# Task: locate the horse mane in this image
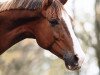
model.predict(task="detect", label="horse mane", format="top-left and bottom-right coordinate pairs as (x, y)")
top-left (0, 0), bottom-right (63, 15)
top-left (0, 0), bottom-right (64, 19)
top-left (0, 0), bottom-right (42, 11)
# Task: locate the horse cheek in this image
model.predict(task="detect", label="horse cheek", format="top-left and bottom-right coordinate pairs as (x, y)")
top-left (35, 29), bottom-right (54, 49)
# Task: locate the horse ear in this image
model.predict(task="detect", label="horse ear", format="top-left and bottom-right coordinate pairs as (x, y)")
top-left (59, 0), bottom-right (68, 5)
top-left (42, 0), bottom-right (53, 10)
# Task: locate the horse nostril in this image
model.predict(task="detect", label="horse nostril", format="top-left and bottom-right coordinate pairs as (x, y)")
top-left (74, 55), bottom-right (79, 62)
top-left (73, 55), bottom-right (79, 66)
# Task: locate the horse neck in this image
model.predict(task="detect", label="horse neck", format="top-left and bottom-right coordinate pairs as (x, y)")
top-left (0, 9), bottom-right (41, 54)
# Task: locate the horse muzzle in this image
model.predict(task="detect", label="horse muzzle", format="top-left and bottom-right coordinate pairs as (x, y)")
top-left (63, 53), bottom-right (81, 70)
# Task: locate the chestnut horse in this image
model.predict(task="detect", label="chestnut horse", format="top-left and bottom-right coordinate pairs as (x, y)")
top-left (0, 0), bottom-right (85, 70)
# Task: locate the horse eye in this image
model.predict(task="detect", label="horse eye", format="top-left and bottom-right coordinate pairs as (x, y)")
top-left (49, 19), bottom-right (59, 26)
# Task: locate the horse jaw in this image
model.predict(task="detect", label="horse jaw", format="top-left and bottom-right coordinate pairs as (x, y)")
top-left (62, 5), bottom-right (85, 68)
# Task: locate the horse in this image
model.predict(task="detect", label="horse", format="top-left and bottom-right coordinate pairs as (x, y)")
top-left (0, 0), bottom-right (85, 70)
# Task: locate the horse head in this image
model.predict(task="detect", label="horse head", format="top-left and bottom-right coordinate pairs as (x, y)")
top-left (33, 0), bottom-right (85, 70)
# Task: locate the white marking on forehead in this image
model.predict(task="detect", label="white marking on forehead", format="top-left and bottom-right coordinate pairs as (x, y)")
top-left (62, 5), bottom-right (85, 66)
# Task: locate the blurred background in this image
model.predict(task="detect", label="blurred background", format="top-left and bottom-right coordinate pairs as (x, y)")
top-left (0, 0), bottom-right (100, 75)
